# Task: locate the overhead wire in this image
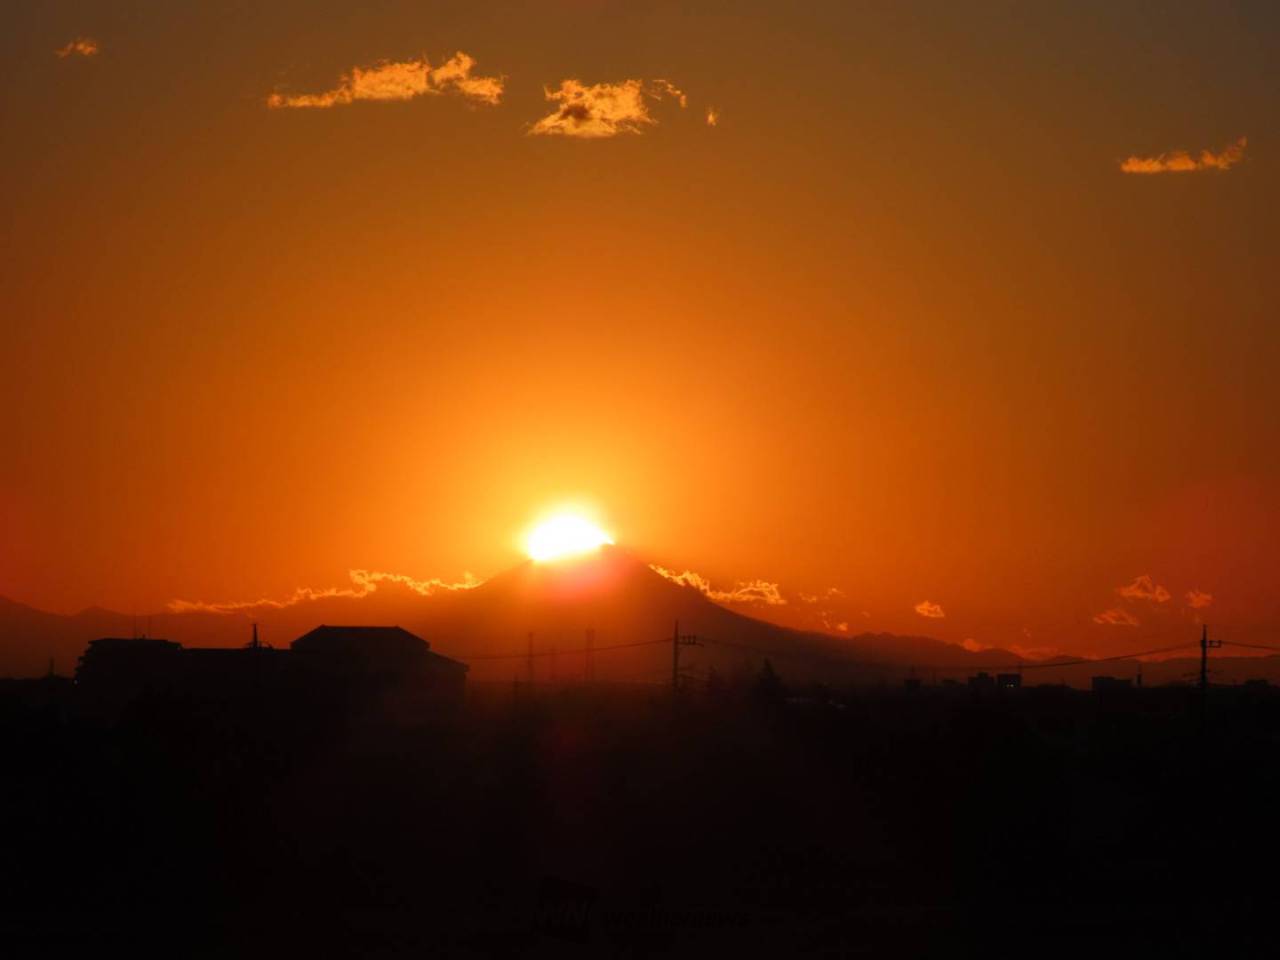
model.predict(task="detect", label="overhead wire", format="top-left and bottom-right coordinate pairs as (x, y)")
top-left (447, 637), bottom-right (667, 661)
top-left (448, 633), bottom-right (1205, 676)
top-left (699, 636), bottom-right (1200, 674)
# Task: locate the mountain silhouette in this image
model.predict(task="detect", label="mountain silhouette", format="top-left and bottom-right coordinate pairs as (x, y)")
top-left (417, 546), bottom-right (1010, 682)
top-left (0, 546), bottom-right (1030, 681)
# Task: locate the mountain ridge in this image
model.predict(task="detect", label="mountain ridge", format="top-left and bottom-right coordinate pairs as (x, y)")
top-left (0, 546), bottom-right (1022, 680)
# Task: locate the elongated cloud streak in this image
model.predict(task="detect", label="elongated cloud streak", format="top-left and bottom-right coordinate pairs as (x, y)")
top-left (530, 78), bottom-right (686, 138)
top-left (799, 587), bottom-right (843, 604)
top-left (1120, 137), bottom-right (1247, 174)
top-left (1093, 608), bottom-right (1140, 627)
top-left (1116, 574), bottom-right (1170, 603)
top-left (914, 600), bottom-right (945, 619)
top-left (167, 569), bottom-right (481, 614)
top-left (650, 565), bottom-right (786, 606)
top-left (267, 52), bottom-right (502, 109)
top-left (56, 38), bottom-right (99, 58)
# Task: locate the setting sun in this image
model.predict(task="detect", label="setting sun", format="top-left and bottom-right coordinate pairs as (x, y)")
top-left (525, 512), bottom-right (614, 562)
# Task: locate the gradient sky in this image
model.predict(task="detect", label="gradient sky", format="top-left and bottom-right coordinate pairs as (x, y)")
top-left (2, 1), bottom-right (1277, 657)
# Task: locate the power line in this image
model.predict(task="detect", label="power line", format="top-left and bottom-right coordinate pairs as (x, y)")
top-left (699, 636), bottom-right (1200, 675)
top-left (1221, 640), bottom-right (1280, 654)
top-left (451, 633), bottom-right (1208, 677)
top-left (453, 638), bottom-right (667, 661)
top-left (1014, 643), bottom-right (1198, 672)
top-left (702, 636), bottom-right (897, 671)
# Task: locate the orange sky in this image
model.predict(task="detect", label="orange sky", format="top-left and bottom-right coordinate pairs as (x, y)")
top-left (2, 1), bottom-right (1277, 657)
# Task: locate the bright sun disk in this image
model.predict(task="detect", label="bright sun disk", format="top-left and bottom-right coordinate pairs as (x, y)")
top-left (525, 513), bottom-right (614, 562)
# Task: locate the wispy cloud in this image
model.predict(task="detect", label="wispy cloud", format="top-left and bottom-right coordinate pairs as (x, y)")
top-left (1186, 589), bottom-right (1213, 609)
top-left (267, 52), bottom-right (503, 109)
top-left (650, 565), bottom-right (786, 606)
top-left (705, 107), bottom-right (719, 127)
top-left (914, 600), bottom-right (945, 619)
top-left (652, 79), bottom-right (687, 108)
top-left (1093, 608), bottom-right (1140, 627)
top-left (56, 38), bottom-right (99, 59)
top-left (529, 78), bottom-right (686, 138)
top-left (796, 588), bottom-right (849, 634)
top-left (815, 609), bottom-right (849, 634)
top-left (1120, 137), bottom-right (1247, 174)
top-left (430, 54), bottom-right (503, 104)
top-left (167, 569), bottom-right (481, 614)
top-left (1116, 574), bottom-right (1171, 603)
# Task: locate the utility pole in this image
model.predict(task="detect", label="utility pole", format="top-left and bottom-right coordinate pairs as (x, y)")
top-left (671, 620), bottom-right (700, 696)
top-left (1199, 624), bottom-right (1220, 704)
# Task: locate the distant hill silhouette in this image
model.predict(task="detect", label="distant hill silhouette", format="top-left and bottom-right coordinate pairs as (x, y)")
top-left (4, 546), bottom-right (1276, 684)
top-left (1, 548), bottom-right (1014, 681)
top-left (0, 595), bottom-right (139, 677)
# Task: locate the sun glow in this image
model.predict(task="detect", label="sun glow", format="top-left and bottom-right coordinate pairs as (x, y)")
top-left (525, 512), bottom-right (614, 562)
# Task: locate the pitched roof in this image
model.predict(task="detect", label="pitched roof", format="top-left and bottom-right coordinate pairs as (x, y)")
top-left (291, 625), bottom-right (468, 673)
top-left (291, 625), bottom-right (428, 655)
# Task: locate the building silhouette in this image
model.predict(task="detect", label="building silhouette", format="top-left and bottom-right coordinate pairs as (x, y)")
top-left (75, 625), bottom-right (467, 715)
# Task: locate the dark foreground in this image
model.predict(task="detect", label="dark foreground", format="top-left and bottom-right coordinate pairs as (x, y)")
top-left (2, 676), bottom-right (1277, 957)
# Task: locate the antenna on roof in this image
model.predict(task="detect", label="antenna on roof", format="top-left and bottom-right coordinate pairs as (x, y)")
top-left (250, 623), bottom-right (260, 651)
